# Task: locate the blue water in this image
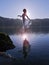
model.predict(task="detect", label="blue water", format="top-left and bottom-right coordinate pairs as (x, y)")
top-left (0, 33), bottom-right (49, 65)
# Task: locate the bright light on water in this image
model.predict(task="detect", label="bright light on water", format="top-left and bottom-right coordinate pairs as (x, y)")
top-left (22, 34), bottom-right (28, 40)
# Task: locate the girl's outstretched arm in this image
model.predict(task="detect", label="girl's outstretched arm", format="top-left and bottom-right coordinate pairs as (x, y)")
top-left (17, 15), bottom-right (22, 17)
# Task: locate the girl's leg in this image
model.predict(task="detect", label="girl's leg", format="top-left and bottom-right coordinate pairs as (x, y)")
top-left (23, 22), bottom-right (26, 32)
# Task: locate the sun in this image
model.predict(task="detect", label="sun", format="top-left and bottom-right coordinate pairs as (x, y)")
top-left (26, 8), bottom-right (32, 19)
top-left (27, 11), bottom-right (30, 18)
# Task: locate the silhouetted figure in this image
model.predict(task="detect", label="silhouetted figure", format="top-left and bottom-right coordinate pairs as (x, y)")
top-left (18, 9), bottom-right (30, 32)
top-left (23, 39), bottom-right (30, 58)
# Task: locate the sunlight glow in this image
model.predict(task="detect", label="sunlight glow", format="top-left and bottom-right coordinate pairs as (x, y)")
top-left (27, 11), bottom-right (30, 18)
top-left (22, 34), bottom-right (28, 40)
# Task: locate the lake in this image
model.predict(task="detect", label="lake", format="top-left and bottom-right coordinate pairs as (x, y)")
top-left (0, 33), bottom-right (49, 65)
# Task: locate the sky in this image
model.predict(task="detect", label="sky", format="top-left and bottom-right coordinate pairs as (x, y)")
top-left (0, 0), bottom-right (49, 19)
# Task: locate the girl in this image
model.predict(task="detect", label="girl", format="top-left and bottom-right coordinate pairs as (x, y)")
top-left (18, 9), bottom-right (30, 30)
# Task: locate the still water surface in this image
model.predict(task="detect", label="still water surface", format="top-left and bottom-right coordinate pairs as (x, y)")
top-left (0, 33), bottom-right (49, 65)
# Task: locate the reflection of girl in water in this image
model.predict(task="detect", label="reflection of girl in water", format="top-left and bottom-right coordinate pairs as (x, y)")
top-left (23, 39), bottom-right (30, 58)
top-left (18, 9), bottom-right (30, 29)
top-left (23, 38), bottom-right (30, 48)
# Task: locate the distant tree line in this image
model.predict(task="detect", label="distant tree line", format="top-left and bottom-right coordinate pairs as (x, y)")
top-left (0, 16), bottom-right (49, 33)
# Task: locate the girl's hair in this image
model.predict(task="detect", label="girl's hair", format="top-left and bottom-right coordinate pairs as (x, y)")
top-left (23, 9), bottom-right (27, 13)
